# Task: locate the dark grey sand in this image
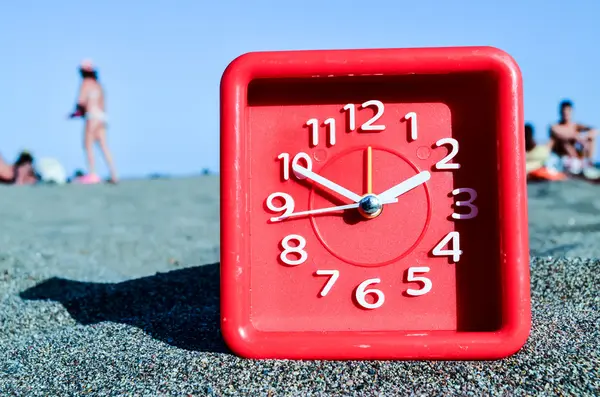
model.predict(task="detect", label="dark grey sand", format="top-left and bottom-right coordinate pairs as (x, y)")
top-left (1, 177), bottom-right (598, 396)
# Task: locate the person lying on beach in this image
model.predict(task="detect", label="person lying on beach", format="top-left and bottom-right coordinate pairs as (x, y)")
top-left (549, 100), bottom-right (600, 179)
top-left (13, 151), bottom-right (39, 185)
top-left (0, 151), bottom-right (39, 185)
top-left (524, 123), bottom-right (566, 181)
top-left (0, 153), bottom-right (14, 184)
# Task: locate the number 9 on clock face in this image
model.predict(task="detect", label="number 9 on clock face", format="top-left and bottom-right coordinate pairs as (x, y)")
top-left (220, 47), bottom-right (531, 361)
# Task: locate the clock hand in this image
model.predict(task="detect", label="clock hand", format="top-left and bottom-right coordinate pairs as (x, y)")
top-left (366, 146), bottom-right (373, 194)
top-left (377, 170), bottom-right (431, 202)
top-left (292, 164), bottom-right (363, 203)
top-left (270, 197), bottom-right (399, 222)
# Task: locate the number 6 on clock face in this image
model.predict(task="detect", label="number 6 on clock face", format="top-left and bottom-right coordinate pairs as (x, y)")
top-left (355, 278), bottom-right (385, 309)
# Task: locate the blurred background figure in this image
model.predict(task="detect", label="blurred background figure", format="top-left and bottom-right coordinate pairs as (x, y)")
top-left (0, 153), bottom-right (14, 183)
top-left (549, 100), bottom-right (599, 179)
top-left (525, 123), bottom-right (566, 181)
top-left (68, 59), bottom-right (118, 184)
top-left (0, 151), bottom-right (38, 185)
top-left (12, 151), bottom-right (39, 185)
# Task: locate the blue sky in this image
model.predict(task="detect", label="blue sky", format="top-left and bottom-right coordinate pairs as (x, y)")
top-left (1, 0), bottom-right (599, 178)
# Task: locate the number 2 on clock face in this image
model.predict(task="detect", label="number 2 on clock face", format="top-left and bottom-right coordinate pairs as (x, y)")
top-left (261, 99), bottom-right (478, 325)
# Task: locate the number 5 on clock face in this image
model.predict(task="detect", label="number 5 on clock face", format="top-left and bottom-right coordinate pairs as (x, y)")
top-left (221, 47), bottom-right (531, 361)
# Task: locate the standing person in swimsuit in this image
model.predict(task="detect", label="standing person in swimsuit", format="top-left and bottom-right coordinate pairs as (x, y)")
top-left (68, 59), bottom-right (118, 184)
top-left (549, 99), bottom-right (599, 177)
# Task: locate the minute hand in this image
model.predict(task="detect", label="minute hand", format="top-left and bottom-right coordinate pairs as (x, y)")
top-left (292, 164), bottom-right (363, 203)
top-left (377, 171), bottom-right (431, 202)
top-left (271, 197), bottom-right (399, 222)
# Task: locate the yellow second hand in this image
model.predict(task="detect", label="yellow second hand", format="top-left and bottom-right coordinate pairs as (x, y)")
top-left (366, 146), bottom-right (373, 194)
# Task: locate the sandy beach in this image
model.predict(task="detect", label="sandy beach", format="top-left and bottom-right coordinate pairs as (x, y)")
top-left (1, 176), bottom-right (598, 396)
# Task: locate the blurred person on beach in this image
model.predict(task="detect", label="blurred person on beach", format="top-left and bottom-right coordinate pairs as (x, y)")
top-left (68, 59), bottom-right (118, 184)
top-left (525, 123), bottom-right (566, 181)
top-left (549, 100), bottom-right (600, 179)
top-left (0, 153), bottom-right (14, 183)
top-left (0, 151), bottom-right (39, 185)
top-left (13, 151), bottom-right (39, 185)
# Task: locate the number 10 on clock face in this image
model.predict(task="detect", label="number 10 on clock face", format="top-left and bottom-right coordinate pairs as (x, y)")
top-left (220, 48), bottom-right (531, 361)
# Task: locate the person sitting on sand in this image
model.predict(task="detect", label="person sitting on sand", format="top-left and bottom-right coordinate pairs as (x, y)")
top-left (550, 100), bottom-right (599, 178)
top-left (525, 123), bottom-right (566, 181)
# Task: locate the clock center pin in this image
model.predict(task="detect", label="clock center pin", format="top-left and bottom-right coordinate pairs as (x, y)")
top-left (358, 194), bottom-right (383, 219)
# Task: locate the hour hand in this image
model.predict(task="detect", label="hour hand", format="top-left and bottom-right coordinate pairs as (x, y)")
top-left (377, 171), bottom-right (431, 202)
top-left (292, 164), bottom-right (363, 203)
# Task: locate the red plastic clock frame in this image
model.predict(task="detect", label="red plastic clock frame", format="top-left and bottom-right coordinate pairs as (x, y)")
top-left (220, 46), bottom-right (531, 360)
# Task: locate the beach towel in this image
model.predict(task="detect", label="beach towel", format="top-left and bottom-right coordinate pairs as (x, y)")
top-left (37, 157), bottom-right (67, 185)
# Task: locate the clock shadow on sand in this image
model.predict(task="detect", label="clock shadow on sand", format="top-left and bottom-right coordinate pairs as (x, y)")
top-left (19, 263), bottom-right (227, 353)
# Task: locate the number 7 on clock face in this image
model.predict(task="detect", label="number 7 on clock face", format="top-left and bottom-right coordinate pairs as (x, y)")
top-left (220, 47), bottom-right (531, 361)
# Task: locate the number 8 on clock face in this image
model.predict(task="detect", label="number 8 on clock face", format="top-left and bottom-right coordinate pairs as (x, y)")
top-left (220, 47), bottom-right (531, 360)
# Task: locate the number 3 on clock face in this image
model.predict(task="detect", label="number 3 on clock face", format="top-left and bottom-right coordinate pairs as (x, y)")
top-left (220, 47), bottom-right (531, 361)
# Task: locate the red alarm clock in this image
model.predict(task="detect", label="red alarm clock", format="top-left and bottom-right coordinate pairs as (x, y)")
top-left (220, 46), bottom-right (531, 360)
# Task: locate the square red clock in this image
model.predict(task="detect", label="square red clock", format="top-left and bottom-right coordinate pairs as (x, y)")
top-left (220, 46), bottom-right (531, 360)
